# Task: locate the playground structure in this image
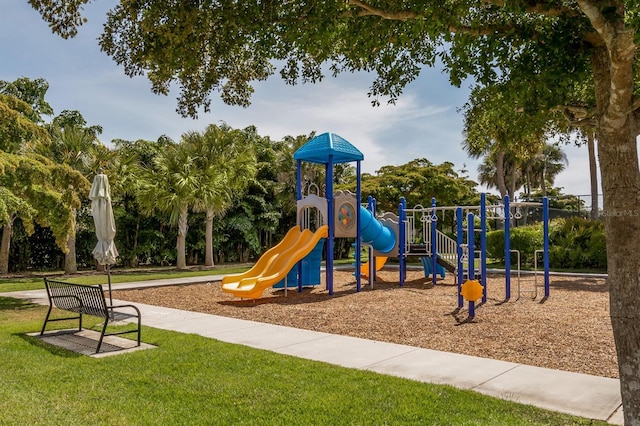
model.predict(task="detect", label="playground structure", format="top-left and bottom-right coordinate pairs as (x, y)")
top-left (400, 194), bottom-right (551, 310)
top-left (222, 132), bottom-right (551, 307)
top-left (222, 132), bottom-right (366, 298)
top-left (341, 191), bottom-right (550, 308)
top-left (220, 225), bottom-right (328, 298)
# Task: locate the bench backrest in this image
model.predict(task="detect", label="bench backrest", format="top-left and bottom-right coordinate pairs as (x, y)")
top-left (44, 278), bottom-right (109, 319)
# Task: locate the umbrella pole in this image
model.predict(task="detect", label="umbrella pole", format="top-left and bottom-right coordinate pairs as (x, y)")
top-left (107, 264), bottom-right (113, 306)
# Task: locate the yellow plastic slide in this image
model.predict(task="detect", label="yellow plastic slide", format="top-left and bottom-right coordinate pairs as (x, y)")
top-left (360, 256), bottom-right (388, 278)
top-left (221, 226), bottom-right (301, 286)
top-left (221, 225), bottom-right (329, 299)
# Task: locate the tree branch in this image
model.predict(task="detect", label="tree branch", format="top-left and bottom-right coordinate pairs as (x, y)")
top-left (347, 0), bottom-right (418, 20)
top-left (347, 0), bottom-right (580, 21)
top-left (482, 0), bottom-right (580, 18)
top-left (577, 0), bottom-right (635, 127)
top-left (557, 105), bottom-right (597, 127)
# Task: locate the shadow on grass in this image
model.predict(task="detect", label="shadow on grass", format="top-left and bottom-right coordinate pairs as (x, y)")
top-left (16, 332), bottom-right (83, 358)
top-left (0, 296), bottom-right (39, 311)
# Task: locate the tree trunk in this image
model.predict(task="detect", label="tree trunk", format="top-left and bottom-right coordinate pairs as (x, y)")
top-left (205, 208), bottom-right (214, 267)
top-left (592, 40), bottom-right (640, 425)
top-left (0, 221), bottom-right (13, 275)
top-left (495, 149), bottom-right (508, 198)
top-left (598, 126), bottom-right (640, 426)
top-left (587, 133), bottom-right (600, 220)
top-left (64, 209), bottom-right (77, 274)
top-left (176, 206), bottom-right (188, 269)
top-left (132, 217), bottom-right (140, 267)
top-left (509, 165), bottom-right (517, 200)
top-left (64, 234), bottom-right (77, 274)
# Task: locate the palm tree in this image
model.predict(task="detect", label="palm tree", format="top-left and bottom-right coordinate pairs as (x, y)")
top-left (32, 111), bottom-right (99, 273)
top-left (476, 149), bottom-right (525, 200)
top-left (462, 83), bottom-right (567, 201)
top-left (109, 138), bottom-right (171, 267)
top-left (137, 124), bottom-right (258, 270)
top-left (274, 133), bottom-right (322, 217)
top-left (523, 143), bottom-right (568, 196)
top-left (137, 141), bottom-right (197, 269)
top-left (182, 123), bottom-right (258, 267)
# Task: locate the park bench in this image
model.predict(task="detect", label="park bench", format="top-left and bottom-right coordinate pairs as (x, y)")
top-left (40, 278), bottom-right (141, 353)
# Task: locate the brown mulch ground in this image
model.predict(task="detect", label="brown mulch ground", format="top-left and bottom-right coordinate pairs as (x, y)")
top-left (114, 269), bottom-right (617, 378)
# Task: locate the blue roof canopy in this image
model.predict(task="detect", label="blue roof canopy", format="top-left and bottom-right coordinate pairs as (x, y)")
top-left (293, 132), bottom-right (364, 164)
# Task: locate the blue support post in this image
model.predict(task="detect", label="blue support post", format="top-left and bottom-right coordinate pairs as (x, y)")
top-left (543, 196), bottom-right (550, 298)
top-left (367, 196), bottom-right (375, 284)
top-left (355, 161), bottom-right (362, 292)
top-left (296, 160), bottom-right (302, 204)
top-left (431, 197), bottom-right (437, 287)
top-left (456, 207), bottom-right (464, 308)
top-left (399, 198), bottom-right (406, 286)
top-left (326, 157), bottom-right (334, 295)
top-left (296, 160), bottom-right (303, 292)
top-left (504, 195), bottom-right (511, 300)
top-left (467, 212), bottom-right (476, 317)
top-left (480, 193), bottom-right (487, 303)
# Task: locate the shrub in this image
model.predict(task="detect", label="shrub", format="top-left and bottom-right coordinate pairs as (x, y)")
top-left (486, 224), bottom-right (543, 266)
top-left (486, 230), bottom-right (505, 261)
top-left (547, 217), bottom-right (606, 270)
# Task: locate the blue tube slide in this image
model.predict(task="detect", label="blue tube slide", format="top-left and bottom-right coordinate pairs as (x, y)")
top-left (359, 206), bottom-right (396, 254)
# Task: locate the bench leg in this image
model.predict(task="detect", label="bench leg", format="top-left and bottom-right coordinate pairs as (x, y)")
top-left (136, 314), bottom-right (141, 347)
top-left (95, 320), bottom-right (109, 354)
top-left (40, 305), bottom-right (54, 336)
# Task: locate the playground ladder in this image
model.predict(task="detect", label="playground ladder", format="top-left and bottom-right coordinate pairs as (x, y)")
top-left (405, 212), bottom-right (458, 270)
top-left (513, 249), bottom-right (536, 300)
top-left (435, 229), bottom-right (458, 268)
top-left (413, 221), bottom-right (457, 269)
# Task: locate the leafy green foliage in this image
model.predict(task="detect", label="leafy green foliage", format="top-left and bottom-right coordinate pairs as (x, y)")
top-left (0, 77), bottom-right (53, 121)
top-left (27, 0), bottom-right (90, 39)
top-left (0, 151), bottom-right (88, 251)
top-left (549, 218), bottom-right (607, 270)
top-left (357, 158), bottom-right (478, 214)
top-left (486, 225), bottom-right (543, 266)
top-left (487, 218), bottom-right (607, 270)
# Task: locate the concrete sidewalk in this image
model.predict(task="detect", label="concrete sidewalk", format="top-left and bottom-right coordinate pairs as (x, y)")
top-left (5, 282), bottom-right (623, 425)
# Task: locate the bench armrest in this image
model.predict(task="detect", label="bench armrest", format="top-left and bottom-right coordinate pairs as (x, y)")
top-left (106, 304), bottom-right (141, 317)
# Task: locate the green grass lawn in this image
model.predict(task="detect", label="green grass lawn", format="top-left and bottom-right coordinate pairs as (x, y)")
top-left (1, 297), bottom-right (606, 425)
top-left (0, 265), bottom-right (250, 293)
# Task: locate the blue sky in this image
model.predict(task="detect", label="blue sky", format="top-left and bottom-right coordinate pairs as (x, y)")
top-left (1, 2), bottom-right (599, 202)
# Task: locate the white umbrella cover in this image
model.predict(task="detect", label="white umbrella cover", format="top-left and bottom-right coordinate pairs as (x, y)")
top-left (89, 172), bottom-right (118, 305)
top-left (89, 173), bottom-right (119, 265)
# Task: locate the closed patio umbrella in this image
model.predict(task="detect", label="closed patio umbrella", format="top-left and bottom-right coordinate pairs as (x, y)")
top-left (89, 171), bottom-right (118, 304)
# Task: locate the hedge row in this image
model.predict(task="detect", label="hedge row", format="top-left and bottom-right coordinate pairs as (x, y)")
top-left (485, 217), bottom-right (606, 270)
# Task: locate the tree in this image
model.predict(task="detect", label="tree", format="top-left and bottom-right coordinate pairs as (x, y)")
top-left (33, 110), bottom-right (100, 273)
top-left (359, 158), bottom-right (478, 222)
top-left (181, 123), bottom-right (257, 267)
top-left (0, 77), bottom-right (53, 273)
top-left (524, 143), bottom-right (569, 197)
top-left (110, 138), bottom-right (173, 267)
top-left (462, 83), bottom-right (566, 199)
top-left (136, 140), bottom-right (195, 269)
top-left (32, 2), bottom-right (640, 421)
top-left (476, 150), bottom-right (523, 200)
top-left (0, 151), bottom-right (89, 273)
top-left (0, 77), bottom-right (53, 121)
